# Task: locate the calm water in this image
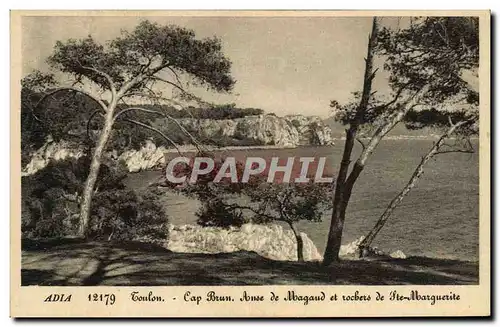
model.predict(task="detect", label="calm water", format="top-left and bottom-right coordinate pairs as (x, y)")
top-left (127, 139), bottom-right (479, 261)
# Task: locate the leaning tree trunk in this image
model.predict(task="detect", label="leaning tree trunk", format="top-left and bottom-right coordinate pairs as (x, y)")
top-left (322, 130), bottom-right (355, 265)
top-left (358, 120), bottom-right (468, 256)
top-left (288, 222), bottom-right (304, 262)
top-left (78, 105), bottom-right (116, 237)
top-left (322, 17), bottom-right (379, 266)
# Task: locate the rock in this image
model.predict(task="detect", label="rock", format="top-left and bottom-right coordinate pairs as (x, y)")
top-left (22, 139), bottom-right (167, 176)
top-left (22, 114), bottom-right (335, 175)
top-left (234, 115), bottom-right (299, 147)
top-left (337, 236), bottom-right (408, 260)
top-left (175, 118), bottom-right (238, 140)
top-left (166, 223), bottom-right (323, 262)
top-left (390, 250), bottom-right (407, 259)
top-left (22, 140), bottom-right (85, 176)
top-left (169, 114), bottom-right (334, 147)
top-left (118, 140), bottom-right (167, 173)
top-left (284, 115), bottom-right (334, 146)
top-left (176, 115), bottom-right (300, 147)
top-left (338, 236), bottom-right (365, 257)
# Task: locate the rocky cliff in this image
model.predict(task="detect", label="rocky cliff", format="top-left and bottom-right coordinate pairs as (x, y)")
top-left (284, 115), bottom-right (333, 146)
top-left (165, 114), bottom-right (334, 147)
top-left (22, 114), bottom-right (335, 175)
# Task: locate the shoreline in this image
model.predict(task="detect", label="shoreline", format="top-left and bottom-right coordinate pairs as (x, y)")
top-left (162, 136), bottom-right (480, 153)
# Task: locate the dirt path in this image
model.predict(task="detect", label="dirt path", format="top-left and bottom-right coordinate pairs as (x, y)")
top-left (21, 239), bottom-right (479, 286)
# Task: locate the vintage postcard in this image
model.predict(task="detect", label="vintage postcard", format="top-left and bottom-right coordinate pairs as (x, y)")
top-left (11, 10), bottom-right (491, 317)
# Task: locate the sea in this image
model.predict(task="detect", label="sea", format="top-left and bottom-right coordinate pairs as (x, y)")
top-left (126, 139), bottom-right (480, 262)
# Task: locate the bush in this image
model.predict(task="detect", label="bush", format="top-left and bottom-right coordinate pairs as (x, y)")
top-left (21, 156), bottom-right (91, 238)
top-left (89, 189), bottom-right (168, 244)
top-left (22, 186), bottom-right (80, 238)
top-left (21, 156), bottom-right (169, 243)
top-left (196, 199), bottom-right (246, 228)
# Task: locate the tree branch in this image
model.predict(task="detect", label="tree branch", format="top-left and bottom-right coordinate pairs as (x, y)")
top-left (150, 75), bottom-right (187, 95)
top-left (344, 86), bottom-right (429, 190)
top-left (78, 62), bottom-right (117, 97)
top-left (369, 82), bottom-right (410, 113)
top-left (165, 66), bottom-right (183, 87)
top-left (448, 115), bottom-right (454, 127)
top-left (434, 149), bottom-right (475, 155)
top-left (86, 110), bottom-right (104, 142)
top-left (117, 73), bottom-right (146, 99)
top-left (35, 87), bottom-right (108, 112)
top-left (157, 114), bottom-right (204, 152)
top-left (113, 106), bottom-right (204, 152)
top-left (113, 106), bottom-right (164, 121)
top-left (356, 137), bottom-right (367, 151)
top-left (226, 203), bottom-right (281, 222)
top-left (369, 68), bottom-right (379, 81)
top-left (147, 61), bottom-right (171, 76)
top-left (122, 118), bottom-right (182, 155)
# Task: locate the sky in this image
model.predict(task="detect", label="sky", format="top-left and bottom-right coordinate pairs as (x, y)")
top-left (22, 15), bottom-right (401, 118)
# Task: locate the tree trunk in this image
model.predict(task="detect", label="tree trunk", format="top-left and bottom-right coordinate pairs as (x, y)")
top-left (288, 222), bottom-right (304, 262)
top-left (78, 105), bottom-right (115, 237)
top-left (358, 120), bottom-right (467, 256)
top-left (322, 18), bottom-right (379, 266)
top-left (322, 84), bottom-right (429, 264)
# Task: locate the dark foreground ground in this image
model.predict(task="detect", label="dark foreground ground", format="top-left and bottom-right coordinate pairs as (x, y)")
top-left (21, 238), bottom-right (479, 286)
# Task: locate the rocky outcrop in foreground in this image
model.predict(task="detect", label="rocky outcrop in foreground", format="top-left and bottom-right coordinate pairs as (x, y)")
top-left (166, 223), bottom-right (323, 262)
top-left (338, 236), bottom-right (407, 259)
top-left (164, 224), bottom-right (407, 262)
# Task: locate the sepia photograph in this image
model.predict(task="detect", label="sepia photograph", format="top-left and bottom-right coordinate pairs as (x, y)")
top-left (11, 10), bottom-right (490, 317)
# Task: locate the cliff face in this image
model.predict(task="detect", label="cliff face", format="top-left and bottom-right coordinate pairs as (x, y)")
top-left (22, 114), bottom-right (334, 175)
top-left (173, 114), bottom-right (334, 147)
top-left (284, 115), bottom-right (333, 146)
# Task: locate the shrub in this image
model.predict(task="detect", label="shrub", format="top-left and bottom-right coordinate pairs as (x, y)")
top-left (21, 156), bottom-right (169, 243)
top-left (22, 186), bottom-right (80, 238)
top-left (89, 189), bottom-right (169, 244)
top-left (196, 198), bottom-right (247, 228)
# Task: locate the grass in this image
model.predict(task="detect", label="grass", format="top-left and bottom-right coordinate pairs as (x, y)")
top-left (22, 238), bottom-right (478, 286)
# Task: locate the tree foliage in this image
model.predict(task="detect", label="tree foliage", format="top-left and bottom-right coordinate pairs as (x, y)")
top-left (331, 17), bottom-right (479, 134)
top-left (377, 17), bottom-right (478, 104)
top-left (159, 155), bottom-right (333, 261)
top-left (47, 21), bottom-right (235, 93)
